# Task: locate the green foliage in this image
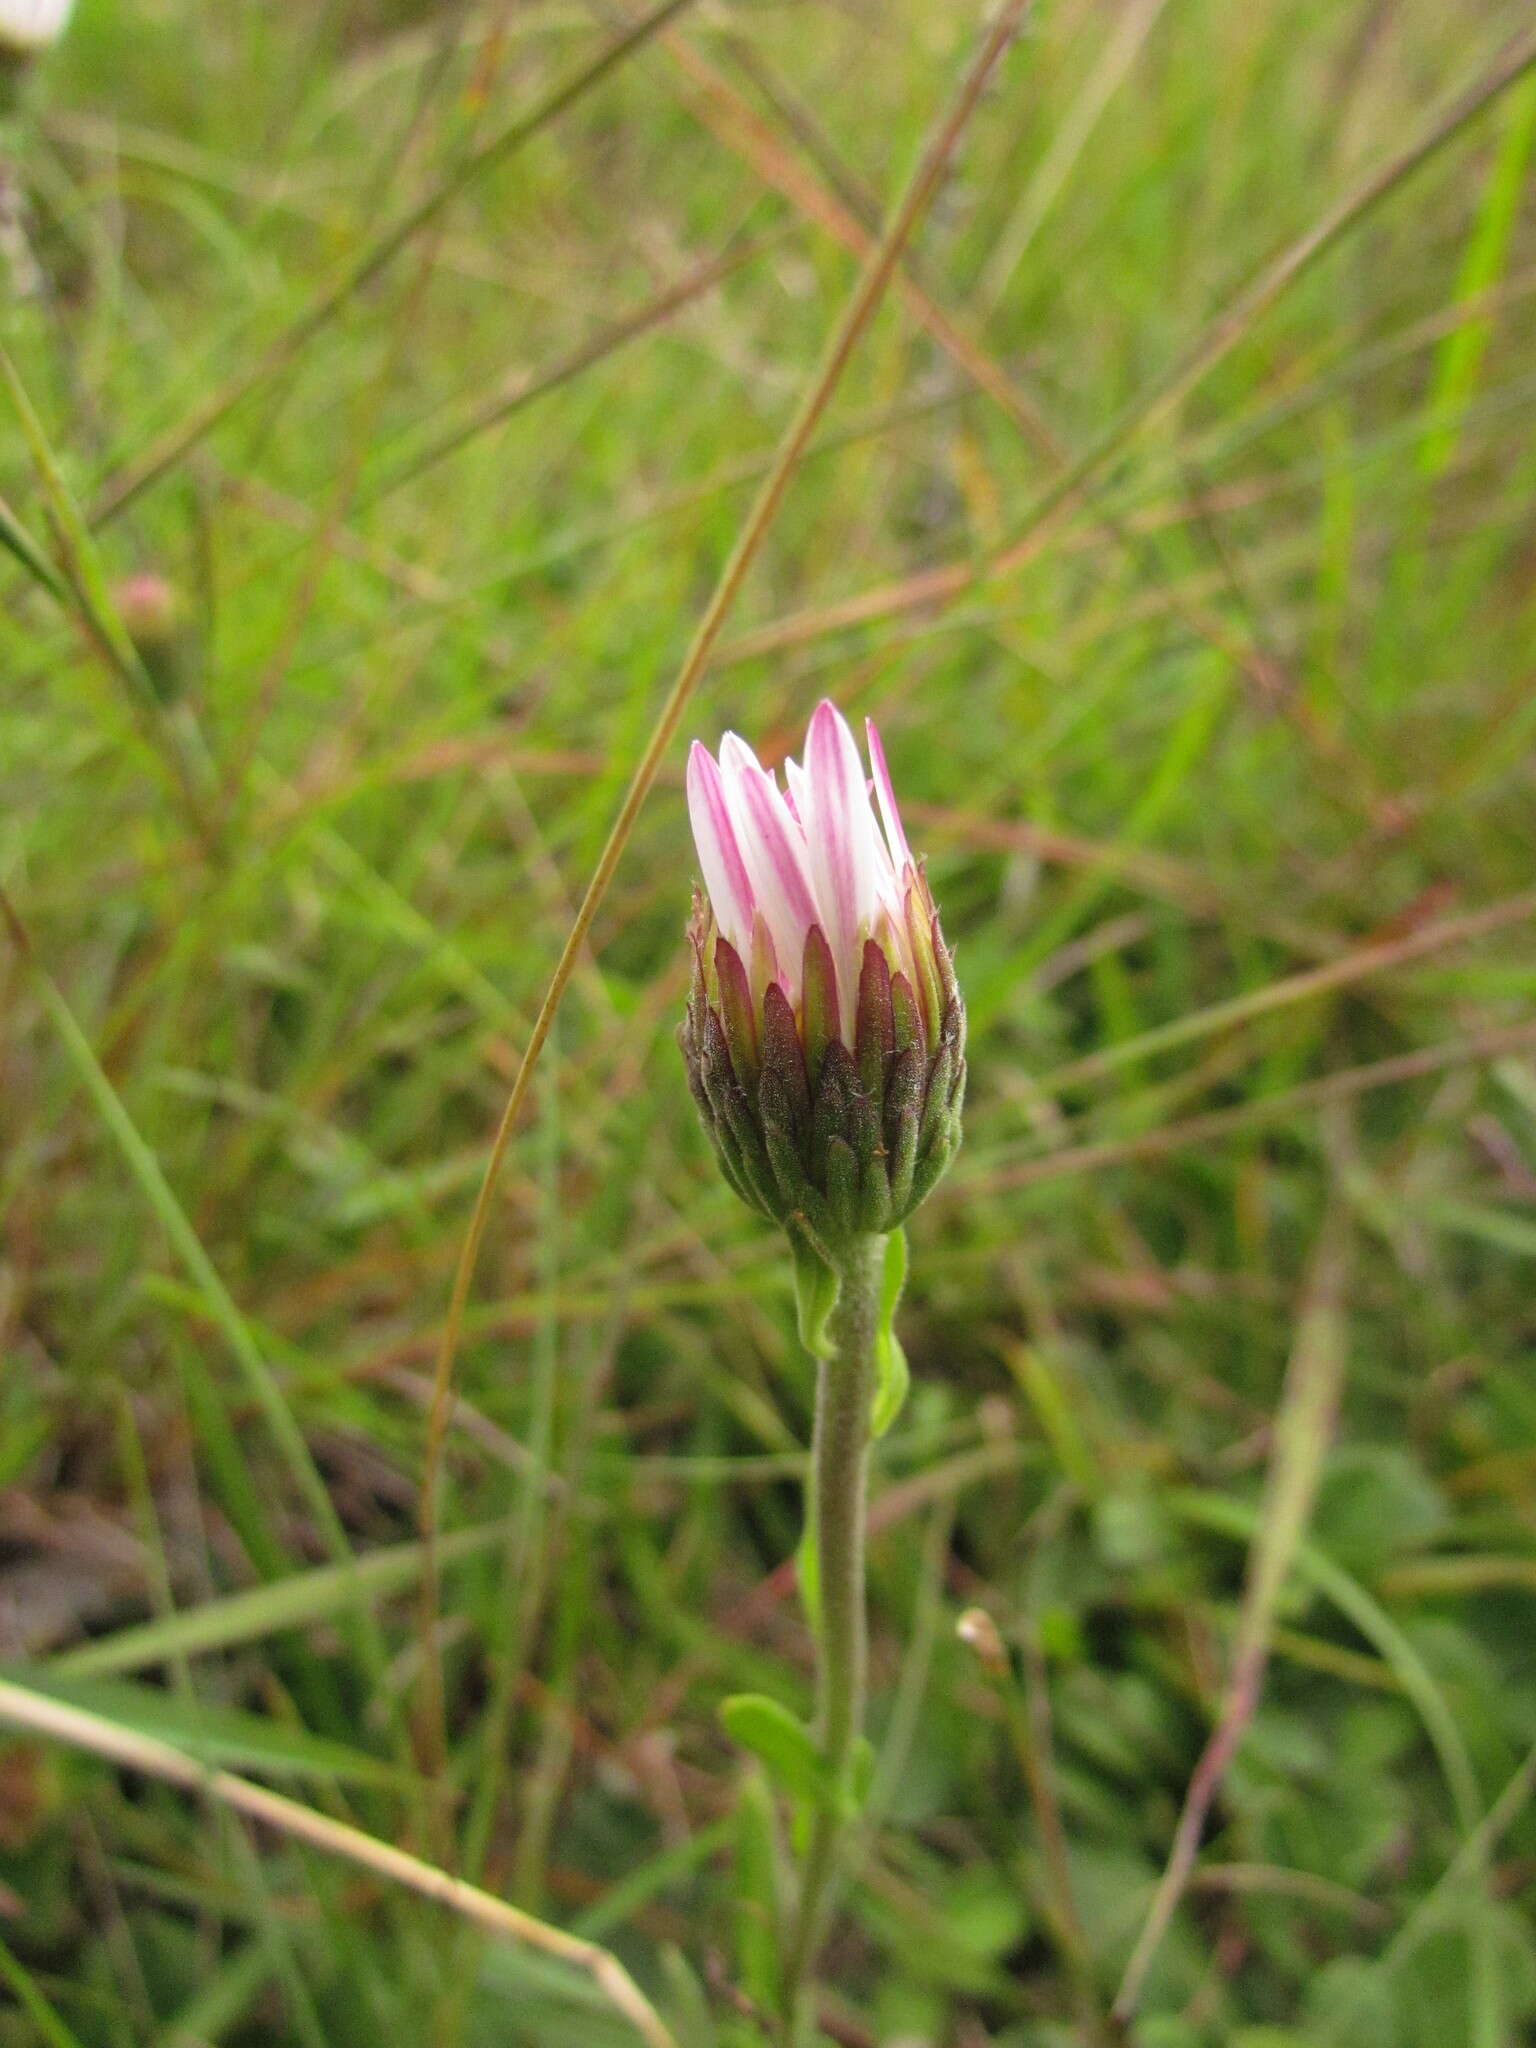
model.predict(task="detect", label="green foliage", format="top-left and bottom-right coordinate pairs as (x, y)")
top-left (2, 0), bottom-right (1536, 2042)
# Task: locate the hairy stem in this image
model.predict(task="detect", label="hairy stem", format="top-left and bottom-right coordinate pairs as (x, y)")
top-left (784, 1231), bottom-right (884, 2039)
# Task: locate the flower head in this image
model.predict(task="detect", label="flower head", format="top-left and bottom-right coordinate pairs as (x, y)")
top-left (0, 0), bottom-right (74, 56)
top-left (113, 571), bottom-right (189, 702)
top-left (681, 701), bottom-right (964, 1248)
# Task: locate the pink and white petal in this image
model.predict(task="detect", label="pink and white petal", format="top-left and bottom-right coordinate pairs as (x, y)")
top-left (686, 741), bottom-right (755, 951)
top-left (803, 702), bottom-right (882, 1010)
top-left (720, 733), bottom-right (820, 988)
top-left (874, 900), bottom-right (916, 991)
top-left (782, 756), bottom-right (810, 830)
top-left (868, 804), bottom-right (903, 917)
top-left (749, 910), bottom-right (781, 1004)
top-left (865, 717), bottom-right (913, 874)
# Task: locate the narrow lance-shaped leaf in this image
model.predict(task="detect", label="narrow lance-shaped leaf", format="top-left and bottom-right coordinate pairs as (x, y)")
top-left (714, 935), bottom-right (760, 1085)
top-left (801, 922), bottom-right (840, 1088)
top-left (855, 938), bottom-right (895, 1099)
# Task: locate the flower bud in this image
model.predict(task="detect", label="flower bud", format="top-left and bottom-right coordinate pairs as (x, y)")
top-left (0, 0), bottom-right (73, 64)
top-left (113, 571), bottom-right (189, 701)
top-left (680, 701), bottom-right (964, 1255)
top-left (956, 1606), bottom-right (1009, 1677)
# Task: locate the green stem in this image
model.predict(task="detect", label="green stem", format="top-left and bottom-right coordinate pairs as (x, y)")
top-left (784, 1232), bottom-right (885, 2041)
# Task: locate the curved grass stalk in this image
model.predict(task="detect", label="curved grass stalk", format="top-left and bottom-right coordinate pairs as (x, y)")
top-left (0, 1677), bottom-right (677, 2048)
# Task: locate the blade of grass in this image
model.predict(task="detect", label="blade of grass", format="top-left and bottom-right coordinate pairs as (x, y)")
top-left (0, 487), bottom-right (66, 600)
top-left (361, 218), bottom-right (786, 503)
top-left (51, 1519), bottom-right (507, 1680)
top-left (2, 1668), bottom-right (408, 1786)
top-left (214, 12), bottom-right (561, 827)
top-left (161, 1941), bottom-right (272, 2048)
top-left (1417, 74), bottom-right (1536, 482)
top-left (1167, 1489), bottom-right (1501, 2046)
top-left (0, 1936), bottom-right (86, 2048)
top-left (709, 22), bottom-right (1536, 678)
top-left (966, 1019), bottom-right (1536, 1196)
top-left (0, 1677), bottom-right (678, 2048)
top-left (657, 19), bottom-right (1064, 462)
top-left (976, 0), bottom-right (1171, 312)
top-left (998, 22), bottom-right (1536, 556)
top-left (1313, 1744), bottom-right (1536, 2046)
top-left (1037, 887), bottom-right (1536, 1094)
top-left (659, 17), bottom-right (1323, 743)
top-left (0, 346), bottom-right (214, 843)
top-left (1114, 1221), bottom-right (1349, 2021)
top-left (0, 887), bottom-right (342, 1565)
top-left (979, 659), bottom-right (1230, 1008)
top-left (566, 1818), bottom-right (735, 1944)
top-left (427, 1045), bottom-right (571, 2040)
top-left (962, 1561), bottom-right (1119, 2046)
top-left (90, 0), bottom-right (703, 524)
top-left (458, 1041), bottom-right (565, 1876)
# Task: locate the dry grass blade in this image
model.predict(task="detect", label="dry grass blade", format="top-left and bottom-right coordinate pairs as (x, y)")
top-left (1113, 1220), bottom-right (1350, 2022)
top-left (712, 22), bottom-right (1536, 674)
top-left (0, 888), bottom-right (343, 1563)
top-left (0, 1679), bottom-right (677, 2048)
top-left (1000, 21), bottom-right (1536, 552)
top-left (411, 0), bottom-right (1036, 1787)
top-left (1038, 887), bottom-right (1536, 1093)
top-left (90, 0), bottom-right (702, 524)
top-left (664, 12), bottom-right (1328, 741)
top-left (1313, 1745), bottom-right (1536, 2045)
top-left (362, 222), bottom-right (785, 503)
top-left (659, 23), bottom-right (1058, 461)
top-left (967, 1020), bottom-right (1536, 1195)
top-left (976, 0), bottom-right (1171, 309)
top-left (0, 348), bottom-right (214, 844)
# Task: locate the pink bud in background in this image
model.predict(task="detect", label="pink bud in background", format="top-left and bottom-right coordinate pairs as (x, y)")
top-left (115, 571), bottom-right (181, 641)
top-left (113, 571), bottom-right (189, 701)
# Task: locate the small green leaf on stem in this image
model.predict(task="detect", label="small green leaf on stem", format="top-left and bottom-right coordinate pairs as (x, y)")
top-left (720, 1695), bottom-right (825, 1806)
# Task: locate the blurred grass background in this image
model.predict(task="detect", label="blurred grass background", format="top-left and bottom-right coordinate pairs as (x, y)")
top-left (3, 1), bottom-right (1536, 2042)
